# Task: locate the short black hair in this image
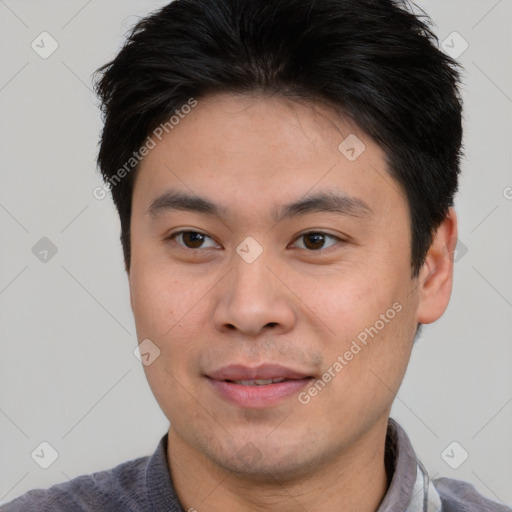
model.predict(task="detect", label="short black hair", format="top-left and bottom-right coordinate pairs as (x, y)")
top-left (94, 0), bottom-right (464, 276)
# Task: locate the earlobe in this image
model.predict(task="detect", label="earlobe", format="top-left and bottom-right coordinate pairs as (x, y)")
top-left (416, 207), bottom-right (458, 325)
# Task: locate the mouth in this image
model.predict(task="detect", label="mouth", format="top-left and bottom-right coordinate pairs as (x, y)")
top-left (225, 377), bottom-right (298, 386)
top-left (206, 363), bottom-right (314, 381)
top-left (205, 364), bottom-right (315, 408)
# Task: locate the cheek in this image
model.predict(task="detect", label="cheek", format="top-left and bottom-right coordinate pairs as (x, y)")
top-left (306, 271), bottom-right (399, 339)
top-left (307, 269), bottom-right (416, 393)
top-left (334, 297), bottom-right (416, 399)
top-left (130, 266), bottom-right (204, 417)
top-left (129, 262), bottom-right (198, 338)
top-left (129, 264), bottom-right (210, 392)
top-left (130, 272), bottom-right (170, 337)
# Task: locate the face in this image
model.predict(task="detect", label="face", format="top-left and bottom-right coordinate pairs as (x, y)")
top-left (128, 93), bottom-right (448, 480)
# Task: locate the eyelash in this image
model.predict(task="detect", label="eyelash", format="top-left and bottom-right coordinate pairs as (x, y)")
top-left (166, 230), bottom-right (344, 252)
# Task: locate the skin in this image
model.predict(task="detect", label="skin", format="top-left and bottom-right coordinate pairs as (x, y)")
top-left (128, 92), bottom-right (457, 512)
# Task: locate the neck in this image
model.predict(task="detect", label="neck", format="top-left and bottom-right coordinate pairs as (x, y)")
top-left (167, 420), bottom-right (390, 512)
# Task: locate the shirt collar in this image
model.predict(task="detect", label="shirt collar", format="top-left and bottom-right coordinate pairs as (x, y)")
top-left (378, 417), bottom-right (441, 512)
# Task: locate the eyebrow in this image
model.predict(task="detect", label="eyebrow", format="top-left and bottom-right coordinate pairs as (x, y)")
top-left (147, 189), bottom-right (372, 222)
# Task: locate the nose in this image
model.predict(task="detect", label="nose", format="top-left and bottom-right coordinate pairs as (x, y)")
top-left (212, 253), bottom-right (296, 337)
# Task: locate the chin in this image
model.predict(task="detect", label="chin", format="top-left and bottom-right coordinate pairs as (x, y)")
top-left (207, 437), bottom-right (322, 482)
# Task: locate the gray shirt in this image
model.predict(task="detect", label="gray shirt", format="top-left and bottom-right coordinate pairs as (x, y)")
top-left (1, 418), bottom-right (510, 511)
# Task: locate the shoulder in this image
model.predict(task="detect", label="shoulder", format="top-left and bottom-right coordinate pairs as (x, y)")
top-left (0, 454), bottom-right (151, 512)
top-left (433, 476), bottom-right (512, 512)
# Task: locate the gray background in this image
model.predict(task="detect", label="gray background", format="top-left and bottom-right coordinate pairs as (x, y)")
top-left (0, 0), bottom-right (511, 506)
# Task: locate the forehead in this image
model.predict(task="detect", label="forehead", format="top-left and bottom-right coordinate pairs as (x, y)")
top-left (133, 92), bottom-right (406, 222)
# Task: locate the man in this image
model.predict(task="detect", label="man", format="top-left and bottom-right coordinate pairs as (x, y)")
top-left (2, 0), bottom-right (509, 511)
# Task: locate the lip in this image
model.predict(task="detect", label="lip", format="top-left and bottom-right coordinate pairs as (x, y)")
top-left (205, 364), bottom-right (314, 408)
top-left (207, 363), bottom-right (312, 381)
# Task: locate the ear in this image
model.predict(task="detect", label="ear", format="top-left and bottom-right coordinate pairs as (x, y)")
top-left (416, 207), bottom-right (458, 325)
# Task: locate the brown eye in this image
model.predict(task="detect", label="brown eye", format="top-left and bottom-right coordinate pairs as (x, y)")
top-left (181, 232), bottom-right (205, 248)
top-left (293, 232), bottom-right (340, 251)
top-left (169, 231), bottom-right (218, 249)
